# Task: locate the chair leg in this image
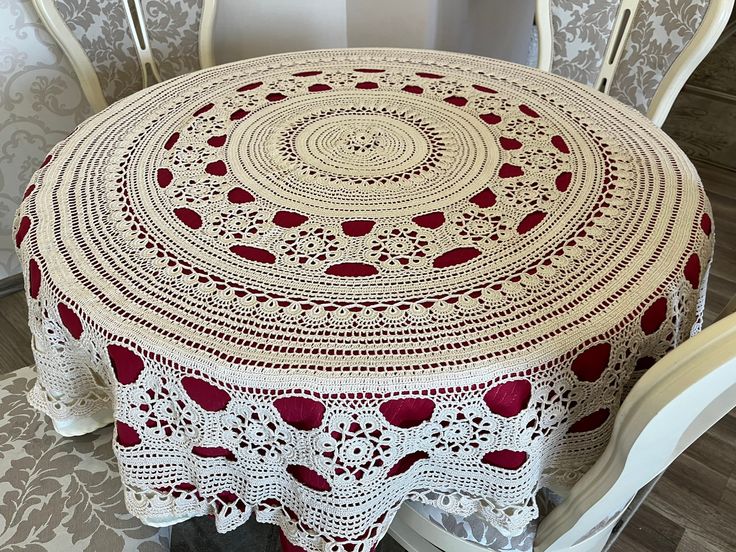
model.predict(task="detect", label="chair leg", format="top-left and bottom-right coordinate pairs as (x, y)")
top-left (716, 294), bottom-right (736, 322)
top-left (563, 526), bottom-right (614, 552)
top-left (387, 516), bottom-right (444, 552)
top-left (599, 475), bottom-right (660, 552)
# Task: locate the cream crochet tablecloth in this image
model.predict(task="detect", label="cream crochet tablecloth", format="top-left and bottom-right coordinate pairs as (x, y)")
top-left (14, 49), bottom-right (712, 552)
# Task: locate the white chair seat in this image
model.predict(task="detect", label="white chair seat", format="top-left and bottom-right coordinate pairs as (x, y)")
top-left (404, 489), bottom-right (564, 551)
top-left (0, 366), bottom-right (170, 551)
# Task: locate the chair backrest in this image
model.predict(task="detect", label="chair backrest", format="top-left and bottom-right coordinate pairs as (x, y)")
top-left (535, 0), bottom-right (733, 126)
top-left (534, 310), bottom-right (736, 551)
top-left (32, 0), bottom-right (217, 112)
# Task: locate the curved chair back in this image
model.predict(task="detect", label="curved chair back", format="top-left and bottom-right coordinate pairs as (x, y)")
top-left (388, 310), bottom-right (736, 551)
top-left (32, 0), bottom-right (217, 112)
top-left (535, 310), bottom-right (736, 551)
top-left (535, 0), bottom-right (733, 126)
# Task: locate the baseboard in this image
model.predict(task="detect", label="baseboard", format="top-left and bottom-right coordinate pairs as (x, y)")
top-left (0, 274), bottom-right (23, 298)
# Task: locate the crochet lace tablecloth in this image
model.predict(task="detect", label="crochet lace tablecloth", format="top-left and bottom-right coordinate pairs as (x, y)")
top-left (14, 49), bottom-right (712, 552)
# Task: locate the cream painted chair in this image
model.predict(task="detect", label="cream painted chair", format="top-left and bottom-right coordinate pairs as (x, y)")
top-left (32, 0), bottom-right (218, 112)
top-left (535, 0), bottom-right (733, 126)
top-left (388, 308), bottom-right (736, 551)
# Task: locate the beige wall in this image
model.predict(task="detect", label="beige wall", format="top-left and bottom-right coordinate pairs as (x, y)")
top-left (215, 0), bottom-right (535, 63)
top-left (215, 0), bottom-right (349, 62)
top-left (347, 0), bottom-right (440, 49)
top-left (433, 0), bottom-right (535, 64)
top-left (347, 0), bottom-right (534, 63)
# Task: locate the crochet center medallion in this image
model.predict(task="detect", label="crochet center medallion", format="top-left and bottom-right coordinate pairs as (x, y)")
top-left (47, 51), bottom-right (668, 375)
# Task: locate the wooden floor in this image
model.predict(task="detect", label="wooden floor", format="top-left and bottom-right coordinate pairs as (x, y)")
top-left (0, 154), bottom-right (734, 552)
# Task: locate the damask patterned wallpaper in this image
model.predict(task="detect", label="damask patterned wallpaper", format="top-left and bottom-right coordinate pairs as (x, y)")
top-left (0, 0), bottom-right (91, 280)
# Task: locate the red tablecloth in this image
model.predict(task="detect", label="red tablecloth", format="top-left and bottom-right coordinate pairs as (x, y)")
top-left (14, 49), bottom-right (711, 552)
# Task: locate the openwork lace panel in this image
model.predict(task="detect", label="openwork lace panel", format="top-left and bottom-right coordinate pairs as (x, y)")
top-left (14, 49), bottom-right (711, 552)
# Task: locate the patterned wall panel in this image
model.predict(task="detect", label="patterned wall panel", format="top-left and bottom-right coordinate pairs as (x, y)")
top-left (0, 0), bottom-right (91, 281)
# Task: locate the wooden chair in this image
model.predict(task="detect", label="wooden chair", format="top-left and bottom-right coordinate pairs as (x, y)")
top-left (32, 0), bottom-right (218, 112)
top-left (388, 309), bottom-right (736, 551)
top-left (535, 0), bottom-right (733, 126)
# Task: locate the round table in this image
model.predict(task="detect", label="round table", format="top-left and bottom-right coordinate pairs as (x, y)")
top-left (14, 49), bottom-right (712, 552)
